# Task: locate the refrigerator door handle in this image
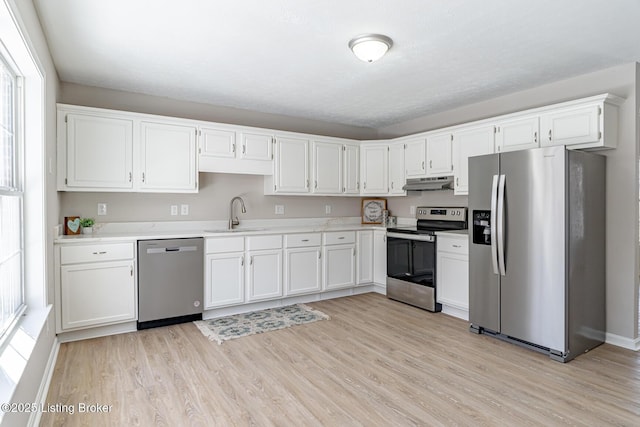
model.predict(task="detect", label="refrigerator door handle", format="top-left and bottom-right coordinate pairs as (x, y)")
top-left (497, 174), bottom-right (506, 276)
top-left (490, 174), bottom-right (500, 275)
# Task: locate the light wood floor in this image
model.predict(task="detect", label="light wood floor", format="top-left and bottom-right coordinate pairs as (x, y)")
top-left (41, 293), bottom-right (640, 426)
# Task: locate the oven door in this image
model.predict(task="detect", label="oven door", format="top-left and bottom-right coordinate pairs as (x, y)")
top-left (386, 233), bottom-right (435, 287)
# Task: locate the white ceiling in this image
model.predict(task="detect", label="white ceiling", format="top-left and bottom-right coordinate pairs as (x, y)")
top-left (33, 0), bottom-right (640, 129)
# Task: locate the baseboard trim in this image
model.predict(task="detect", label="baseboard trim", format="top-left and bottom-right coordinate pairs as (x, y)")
top-left (605, 332), bottom-right (640, 351)
top-left (28, 337), bottom-right (60, 427)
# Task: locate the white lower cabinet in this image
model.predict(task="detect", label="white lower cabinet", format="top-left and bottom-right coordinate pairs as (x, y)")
top-left (323, 231), bottom-right (356, 291)
top-left (436, 234), bottom-right (469, 319)
top-left (205, 253), bottom-right (245, 308)
top-left (56, 242), bottom-right (136, 332)
top-left (247, 249), bottom-right (283, 302)
top-left (284, 233), bottom-right (322, 296)
top-left (356, 230), bottom-right (373, 285)
top-left (373, 230), bottom-right (387, 286)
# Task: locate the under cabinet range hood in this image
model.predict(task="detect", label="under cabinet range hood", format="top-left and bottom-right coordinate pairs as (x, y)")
top-left (402, 176), bottom-right (453, 191)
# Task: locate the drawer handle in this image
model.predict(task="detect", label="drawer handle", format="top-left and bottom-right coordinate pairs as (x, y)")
top-left (301, 239), bottom-right (309, 242)
top-left (452, 245), bottom-right (461, 248)
top-left (92, 251), bottom-right (107, 255)
top-left (338, 237), bottom-right (345, 240)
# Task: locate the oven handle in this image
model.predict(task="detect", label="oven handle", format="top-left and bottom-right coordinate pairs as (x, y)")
top-left (386, 232), bottom-right (435, 242)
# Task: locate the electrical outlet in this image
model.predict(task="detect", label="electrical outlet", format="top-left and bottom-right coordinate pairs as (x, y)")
top-left (180, 204), bottom-right (189, 215)
top-left (171, 205), bottom-right (178, 216)
top-left (325, 205), bottom-right (332, 215)
top-left (275, 205), bottom-right (285, 215)
top-left (97, 203), bottom-right (107, 216)
top-left (410, 205), bottom-right (416, 215)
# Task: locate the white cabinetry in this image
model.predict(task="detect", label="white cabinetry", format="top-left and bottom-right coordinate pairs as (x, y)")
top-left (140, 121), bottom-right (197, 192)
top-left (495, 117), bottom-right (539, 153)
top-left (322, 231), bottom-right (356, 291)
top-left (360, 143), bottom-right (388, 195)
top-left (452, 125), bottom-right (495, 195)
top-left (205, 237), bottom-right (245, 309)
top-left (268, 136), bottom-right (310, 193)
top-left (58, 105), bottom-right (198, 193)
top-left (373, 230), bottom-right (387, 287)
top-left (343, 143), bottom-right (360, 194)
top-left (312, 140), bottom-right (342, 194)
top-left (404, 137), bottom-right (427, 178)
top-left (388, 142), bottom-right (406, 195)
top-left (246, 235), bottom-right (283, 302)
top-left (284, 233), bottom-right (322, 296)
top-left (436, 234), bottom-right (469, 320)
top-left (199, 126), bottom-right (273, 175)
top-left (56, 242), bottom-right (136, 332)
top-left (356, 230), bottom-right (373, 285)
top-left (426, 132), bottom-right (453, 177)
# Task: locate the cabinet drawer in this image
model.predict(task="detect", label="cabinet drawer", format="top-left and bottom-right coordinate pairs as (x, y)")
top-left (437, 236), bottom-right (469, 255)
top-left (206, 237), bottom-right (244, 254)
top-left (323, 231), bottom-right (356, 246)
top-left (284, 233), bottom-right (321, 248)
top-left (247, 235), bottom-right (282, 251)
top-left (60, 243), bottom-right (134, 264)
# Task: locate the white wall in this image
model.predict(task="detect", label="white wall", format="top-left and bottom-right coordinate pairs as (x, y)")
top-left (380, 63), bottom-right (639, 344)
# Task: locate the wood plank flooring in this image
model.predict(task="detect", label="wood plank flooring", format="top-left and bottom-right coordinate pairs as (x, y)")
top-left (41, 293), bottom-right (640, 426)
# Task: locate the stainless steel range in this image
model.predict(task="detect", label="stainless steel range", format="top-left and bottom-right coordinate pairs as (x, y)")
top-left (386, 207), bottom-right (467, 312)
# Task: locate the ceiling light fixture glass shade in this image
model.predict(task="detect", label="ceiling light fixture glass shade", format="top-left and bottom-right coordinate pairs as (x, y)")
top-left (348, 34), bottom-right (393, 63)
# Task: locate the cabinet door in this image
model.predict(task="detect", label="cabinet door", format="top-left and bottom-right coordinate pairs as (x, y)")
top-left (275, 137), bottom-right (310, 193)
top-left (495, 116), bottom-right (539, 152)
top-left (404, 138), bottom-right (427, 178)
top-left (388, 143), bottom-right (406, 195)
top-left (241, 132), bottom-right (273, 161)
top-left (60, 260), bottom-right (135, 330)
top-left (323, 244), bottom-right (356, 290)
top-left (540, 104), bottom-right (601, 147)
top-left (373, 230), bottom-right (387, 286)
top-left (205, 253), bottom-right (245, 309)
top-left (356, 231), bottom-right (373, 285)
top-left (452, 126), bottom-right (495, 195)
top-left (343, 144), bottom-right (360, 194)
top-left (312, 141), bottom-right (342, 194)
top-left (426, 132), bottom-right (453, 177)
top-left (247, 250), bottom-right (282, 301)
top-left (200, 127), bottom-right (237, 159)
top-left (436, 251), bottom-right (469, 311)
top-left (65, 113), bottom-right (133, 189)
top-left (361, 144), bottom-right (388, 194)
top-left (140, 121), bottom-right (197, 191)
top-left (285, 247), bottom-right (322, 296)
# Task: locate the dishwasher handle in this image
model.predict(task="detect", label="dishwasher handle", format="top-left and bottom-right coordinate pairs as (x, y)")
top-left (146, 246), bottom-right (198, 254)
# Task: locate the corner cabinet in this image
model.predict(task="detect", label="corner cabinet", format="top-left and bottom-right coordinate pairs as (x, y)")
top-left (55, 242), bottom-right (136, 332)
top-left (361, 143), bottom-right (389, 195)
top-left (57, 104), bottom-right (198, 193)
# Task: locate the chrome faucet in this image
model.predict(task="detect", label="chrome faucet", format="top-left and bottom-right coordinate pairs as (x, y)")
top-left (229, 196), bottom-right (247, 230)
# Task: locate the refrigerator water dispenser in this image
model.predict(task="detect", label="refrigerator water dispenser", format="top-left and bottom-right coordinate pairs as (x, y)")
top-left (472, 210), bottom-right (491, 245)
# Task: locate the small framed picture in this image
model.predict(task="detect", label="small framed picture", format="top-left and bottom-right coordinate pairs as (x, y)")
top-left (64, 216), bottom-right (81, 235)
top-left (361, 198), bottom-right (387, 224)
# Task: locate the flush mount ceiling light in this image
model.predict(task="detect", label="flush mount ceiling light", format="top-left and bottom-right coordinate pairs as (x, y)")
top-left (348, 34), bottom-right (393, 63)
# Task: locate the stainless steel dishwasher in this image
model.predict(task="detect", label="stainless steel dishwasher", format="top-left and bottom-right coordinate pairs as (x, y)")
top-left (137, 238), bottom-right (204, 329)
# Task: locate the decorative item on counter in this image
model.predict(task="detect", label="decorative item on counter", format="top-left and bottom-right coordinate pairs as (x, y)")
top-left (361, 198), bottom-right (387, 224)
top-left (64, 216), bottom-right (81, 235)
top-left (79, 218), bottom-right (95, 234)
top-left (386, 216), bottom-right (397, 227)
top-left (382, 209), bottom-right (389, 225)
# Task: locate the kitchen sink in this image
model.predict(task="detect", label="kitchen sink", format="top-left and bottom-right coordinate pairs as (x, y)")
top-left (204, 228), bottom-right (265, 233)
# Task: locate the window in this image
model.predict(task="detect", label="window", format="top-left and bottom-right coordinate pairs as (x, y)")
top-left (0, 53), bottom-right (25, 338)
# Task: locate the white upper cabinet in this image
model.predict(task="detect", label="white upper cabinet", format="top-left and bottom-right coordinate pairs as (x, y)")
top-left (58, 105), bottom-right (197, 193)
top-left (343, 143), bottom-right (360, 194)
top-left (240, 131), bottom-right (273, 161)
top-left (361, 143), bottom-right (389, 195)
top-left (388, 142), bottom-right (406, 195)
top-left (452, 125), bottom-right (495, 195)
top-left (140, 121), bottom-right (197, 192)
top-left (199, 126), bottom-right (273, 175)
top-left (273, 136), bottom-right (310, 193)
top-left (495, 116), bottom-right (539, 153)
top-left (404, 137), bottom-right (427, 178)
top-left (312, 140), bottom-right (342, 194)
top-left (62, 113), bottom-right (134, 190)
top-left (425, 132), bottom-right (453, 177)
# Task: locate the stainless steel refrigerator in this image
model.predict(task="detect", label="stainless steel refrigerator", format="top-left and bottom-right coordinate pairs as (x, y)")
top-left (468, 145), bottom-right (605, 362)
